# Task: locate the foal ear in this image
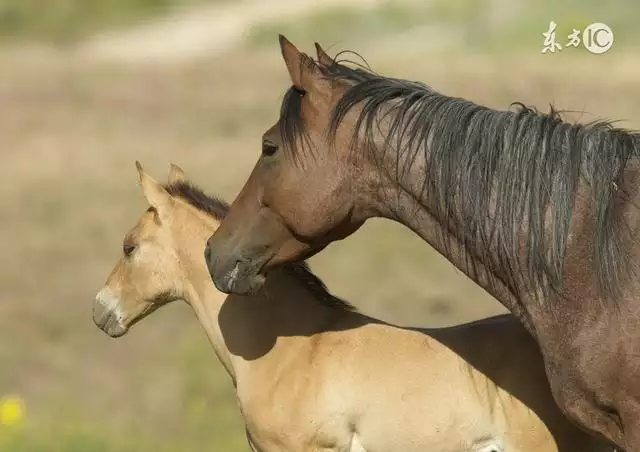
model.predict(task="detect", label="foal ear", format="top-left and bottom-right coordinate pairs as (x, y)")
top-left (314, 42), bottom-right (333, 67)
top-left (135, 161), bottom-right (172, 213)
top-left (279, 34), bottom-right (322, 92)
top-left (168, 163), bottom-right (186, 185)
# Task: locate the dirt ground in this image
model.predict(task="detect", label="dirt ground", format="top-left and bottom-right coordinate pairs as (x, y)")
top-left (2, 27), bottom-right (639, 450)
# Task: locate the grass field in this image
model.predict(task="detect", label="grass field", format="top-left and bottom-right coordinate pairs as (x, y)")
top-left (1, 1), bottom-right (639, 451)
top-left (0, 0), bottom-right (224, 43)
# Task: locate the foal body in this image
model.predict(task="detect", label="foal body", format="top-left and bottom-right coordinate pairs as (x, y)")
top-left (93, 164), bottom-right (610, 452)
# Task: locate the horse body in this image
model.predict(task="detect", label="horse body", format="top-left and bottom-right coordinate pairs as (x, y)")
top-left (381, 143), bottom-right (640, 444)
top-left (203, 37), bottom-right (640, 449)
top-left (93, 163), bottom-right (611, 452)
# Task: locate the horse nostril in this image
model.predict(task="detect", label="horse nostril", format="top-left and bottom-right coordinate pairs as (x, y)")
top-left (204, 243), bottom-right (212, 264)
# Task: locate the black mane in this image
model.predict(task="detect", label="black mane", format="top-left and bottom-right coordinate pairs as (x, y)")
top-left (165, 181), bottom-right (229, 221)
top-left (279, 54), bottom-right (640, 299)
top-left (164, 180), bottom-right (356, 311)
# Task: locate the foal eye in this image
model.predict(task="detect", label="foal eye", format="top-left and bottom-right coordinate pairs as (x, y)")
top-left (262, 140), bottom-right (279, 157)
top-left (123, 243), bottom-right (136, 257)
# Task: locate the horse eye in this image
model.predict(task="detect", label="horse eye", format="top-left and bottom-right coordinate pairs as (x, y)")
top-left (123, 243), bottom-right (136, 257)
top-left (262, 140), bottom-right (279, 157)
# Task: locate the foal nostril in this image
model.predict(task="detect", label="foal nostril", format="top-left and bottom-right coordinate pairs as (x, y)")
top-left (204, 243), bottom-right (212, 265)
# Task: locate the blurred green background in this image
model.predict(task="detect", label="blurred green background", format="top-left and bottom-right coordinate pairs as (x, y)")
top-left (1, 0), bottom-right (638, 450)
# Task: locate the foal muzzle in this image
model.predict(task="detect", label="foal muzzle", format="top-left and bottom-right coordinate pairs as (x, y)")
top-left (93, 289), bottom-right (128, 338)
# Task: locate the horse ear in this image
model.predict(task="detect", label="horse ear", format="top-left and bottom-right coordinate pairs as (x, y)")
top-left (314, 42), bottom-right (333, 67)
top-left (168, 163), bottom-right (186, 185)
top-left (135, 161), bottom-right (172, 214)
top-left (279, 34), bottom-right (321, 92)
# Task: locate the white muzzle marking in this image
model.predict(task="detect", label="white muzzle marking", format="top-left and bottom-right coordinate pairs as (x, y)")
top-left (95, 287), bottom-right (126, 327)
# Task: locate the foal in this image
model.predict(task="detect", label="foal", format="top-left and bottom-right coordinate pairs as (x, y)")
top-left (93, 162), bottom-right (611, 452)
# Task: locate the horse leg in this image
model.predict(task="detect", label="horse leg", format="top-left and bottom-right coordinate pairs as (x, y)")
top-left (471, 438), bottom-right (503, 452)
top-left (245, 428), bottom-right (261, 452)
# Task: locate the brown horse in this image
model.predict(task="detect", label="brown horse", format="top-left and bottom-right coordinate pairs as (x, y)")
top-left (204, 36), bottom-right (640, 450)
top-left (94, 162), bottom-right (612, 452)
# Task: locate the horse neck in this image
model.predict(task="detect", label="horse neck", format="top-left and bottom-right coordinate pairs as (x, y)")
top-left (182, 254), bottom-right (345, 385)
top-left (368, 148), bottom-right (540, 336)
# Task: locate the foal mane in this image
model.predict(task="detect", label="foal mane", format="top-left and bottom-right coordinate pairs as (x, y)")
top-left (279, 53), bottom-right (640, 299)
top-left (163, 180), bottom-right (356, 312)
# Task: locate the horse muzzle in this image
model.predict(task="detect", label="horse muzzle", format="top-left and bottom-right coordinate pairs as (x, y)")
top-left (205, 243), bottom-right (266, 295)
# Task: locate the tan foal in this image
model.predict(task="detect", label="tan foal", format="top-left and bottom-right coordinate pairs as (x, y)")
top-left (93, 162), bottom-right (612, 452)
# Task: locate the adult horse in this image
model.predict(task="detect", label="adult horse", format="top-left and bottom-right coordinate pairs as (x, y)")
top-left (205, 36), bottom-right (640, 450)
top-left (94, 161), bottom-right (611, 452)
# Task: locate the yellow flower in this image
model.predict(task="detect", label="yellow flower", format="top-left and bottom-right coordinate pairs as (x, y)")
top-left (0, 396), bottom-right (25, 426)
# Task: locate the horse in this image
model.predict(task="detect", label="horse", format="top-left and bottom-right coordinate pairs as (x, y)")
top-left (93, 162), bottom-right (613, 452)
top-left (203, 36), bottom-right (640, 450)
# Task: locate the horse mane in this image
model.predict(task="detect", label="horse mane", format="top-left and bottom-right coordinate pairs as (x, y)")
top-left (163, 180), bottom-right (356, 312)
top-left (279, 53), bottom-right (640, 299)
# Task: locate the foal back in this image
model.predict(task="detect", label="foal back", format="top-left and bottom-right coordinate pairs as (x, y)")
top-left (241, 312), bottom-right (612, 452)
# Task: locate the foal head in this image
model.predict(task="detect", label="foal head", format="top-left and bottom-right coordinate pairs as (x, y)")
top-left (206, 36), bottom-right (379, 295)
top-left (93, 162), bottom-right (222, 337)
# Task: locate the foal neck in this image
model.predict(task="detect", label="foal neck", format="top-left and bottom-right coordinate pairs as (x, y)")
top-left (182, 239), bottom-right (350, 383)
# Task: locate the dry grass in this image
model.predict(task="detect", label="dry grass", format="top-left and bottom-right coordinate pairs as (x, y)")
top-left (0, 0), bottom-right (222, 43)
top-left (2, 38), bottom-right (640, 450)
